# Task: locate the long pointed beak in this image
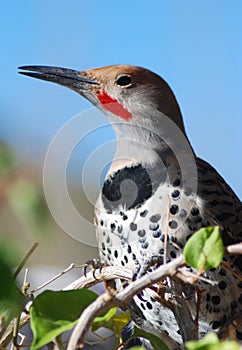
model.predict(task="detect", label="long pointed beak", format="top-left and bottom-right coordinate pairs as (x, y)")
top-left (18, 65), bottom-right (98, 90)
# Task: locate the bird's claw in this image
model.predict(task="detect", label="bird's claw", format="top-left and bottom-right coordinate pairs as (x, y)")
top-left (132, 255), bottom-right (163, 280)
top-left (83, 258), bottom-right (104, 279)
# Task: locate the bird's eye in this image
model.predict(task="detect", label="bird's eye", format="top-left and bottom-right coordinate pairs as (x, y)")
top-left (115, 75), bottom-right (132, 87)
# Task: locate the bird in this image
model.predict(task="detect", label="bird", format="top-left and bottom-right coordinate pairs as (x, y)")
top-left (19, 64), bottom-right (242, 349)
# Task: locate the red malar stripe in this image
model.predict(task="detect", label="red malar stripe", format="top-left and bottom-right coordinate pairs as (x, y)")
top-left (96, 90), bottom-right (132, 121)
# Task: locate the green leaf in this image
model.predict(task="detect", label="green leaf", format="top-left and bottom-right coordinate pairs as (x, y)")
top-left (92, 307), bottom-right (130, 333)
top-left (0, 250), bottom-right (25, 327)
top-left (186, 332), bottom-right (239, 350)
top-left (0, 239), bottom-right (20, 272)
top-left (132, 326), bottom-right (169, 350)
top-left (92, 307), bottom-right (117, 332)
top-left (129, 347), bottom-right (146, 350)
top-left (30, 289), bottom-right (97, 350)
top-left (112, 309), bottom-right (130, 332)
top-left (184, 226), bottom-right (224, 272)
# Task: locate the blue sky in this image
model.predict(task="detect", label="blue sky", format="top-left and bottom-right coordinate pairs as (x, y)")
top-left (1, 1), bottom-right (241, 198)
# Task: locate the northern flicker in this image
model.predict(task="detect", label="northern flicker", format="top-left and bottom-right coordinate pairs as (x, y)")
top-left (19, 65), bottom-right (242, 349)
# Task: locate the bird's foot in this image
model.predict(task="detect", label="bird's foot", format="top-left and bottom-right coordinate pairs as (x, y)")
top-left (83, 258), bottom-right (104, 279)
top-left (132, 255), bottom-right (163, 280)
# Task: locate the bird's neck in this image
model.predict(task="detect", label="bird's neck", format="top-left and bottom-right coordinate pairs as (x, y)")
top-left (107, 123), bottom-right (194, 177)
top-left (108, 143), bottom-right (158, 175)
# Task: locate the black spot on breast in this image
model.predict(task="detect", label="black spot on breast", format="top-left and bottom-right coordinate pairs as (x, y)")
top-left (141, 242), bottom-right (149, 249)
top-left (184, 187), bottom-right (192, 196)
top-left (206, 303), bottom-right (212, 312)
top-left (195, 215), bottom-right (203, 223)
top-left (171, 189), bottom-right (180, 199)
top-left (130, 222), bottom-right (137, 231)
top-left (150, 214), bottom-right (161, 222)
top-left (169, 220), bottom-right (178, 229)
top-left (140, 209), bottom-right (148, 217)
top-left (191, 207), bottom-right (199, 216)
top-left (170, 250), bottom-right (177, 258)
top-left (153, 230), bottom-right (161, 238)
top-left (219, 268), bottom-right (226, 276)
top-left (170, 204), bottom-right (179, 215)
top-left (110, 223), bottom-right (116, 231)
top-left (140, 303), bottom-right (146, 310)
top-left (117, 225), bottom-right (123, 234)
top-left (138, 229), bottom-right (146, 237)
top-left (146, 301), bottom-right (153, 310)
top-left (188, 224), bottom-right (198, 231)
top-left (172, 178), bottom-right (181, 187)
top-left (211, 295), bottom-right (221, 305)
top-left (179, 209), bottom-right (187, 217)
top-left (218, 281), bottom-right (227, 290)
top-left (102, 163), bottom-right (165, 212)
top-left (211, 321), bottom-right (221, 329)
top-left (149, 223), bottom-right (159, 231)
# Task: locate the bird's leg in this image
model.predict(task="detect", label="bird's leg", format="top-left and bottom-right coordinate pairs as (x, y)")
top-left (83, 258), bottom-right (104, 279)
top-left (132, 255), bottom-right (164, 280)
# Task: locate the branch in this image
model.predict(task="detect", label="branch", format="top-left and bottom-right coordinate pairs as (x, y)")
top-left (63, 265), bottom-right (133, 291)
top-left (13, 242), bottom-right (39, 279)
top-left (65, 241), bottom-right (242, 349)
top-left (1, 241), bottom-right (241, 349)
top-left (0, 313), bottom-right (30, 348)
top-left (66, 255), bottom-right (185, 350)
top-left (227, 242), bottom-right (242, 255)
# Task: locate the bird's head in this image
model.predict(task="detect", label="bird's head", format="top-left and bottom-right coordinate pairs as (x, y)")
top-left (19, 64), bottom-right (186, 129)
top-left (19, 64), bottom-right (191, 168)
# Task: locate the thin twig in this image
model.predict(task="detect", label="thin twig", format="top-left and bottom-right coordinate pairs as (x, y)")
top-left (12, 314), bottom-right (21, 350)
top-left (31, 263), bottom-right (76, 294)
top-left (0, 313), bottom-right (30, 349)
top-left (13, 242), bottom-right (39, 280)
top-left (177, 268), bottom-right (217, 285)
top-left (53, 335), bottom-right (65, 350)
